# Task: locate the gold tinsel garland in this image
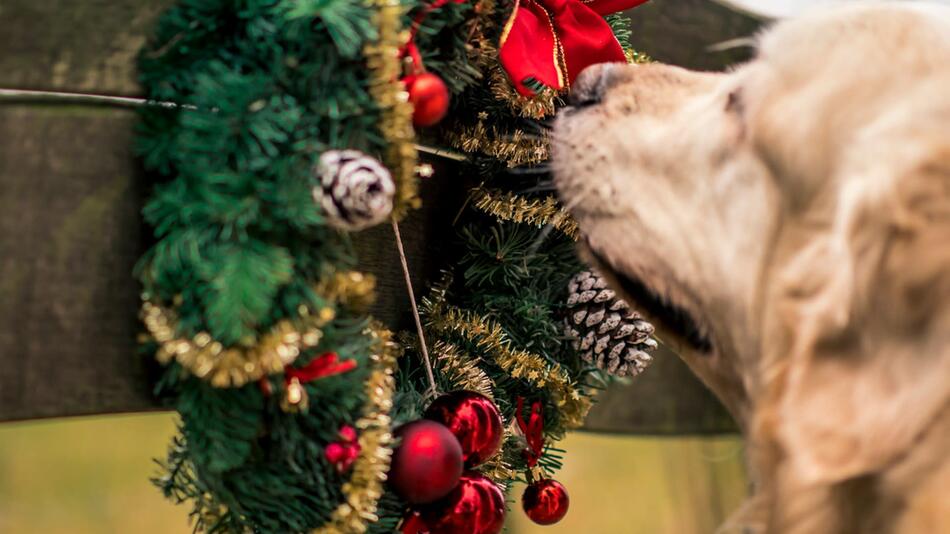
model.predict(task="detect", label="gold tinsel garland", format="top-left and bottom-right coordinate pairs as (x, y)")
top-left (423, 296), bottom-right (591, 432)
top-left (364, 0), bottom-right (420, 218)
top-left (472, 187), bottom-right (579, 239)
top-left (141, 301), bottom-right (334, 388)
top-left (314, 325), bottom-right (401, 534)
top-left (141, 270), bottom-right (378, 388)
top-left (433, 340), bottom-right (496, 400)
top-left (442, 114), bottom-right (549, 167)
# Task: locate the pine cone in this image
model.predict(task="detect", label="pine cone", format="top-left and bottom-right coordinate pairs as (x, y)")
top-left (313, 149), bottom-right (395, 231)
top-left (564, 269), bottom-right (657, 377)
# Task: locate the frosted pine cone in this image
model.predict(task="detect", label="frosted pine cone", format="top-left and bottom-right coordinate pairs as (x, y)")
top-left (564, 269), bottom-right (657, 377)
top-left (313, 149), bottom-right (395, 231)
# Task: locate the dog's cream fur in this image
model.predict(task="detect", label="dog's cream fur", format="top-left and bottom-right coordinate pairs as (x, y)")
top-left (552, 3), bottom-right (950, 532)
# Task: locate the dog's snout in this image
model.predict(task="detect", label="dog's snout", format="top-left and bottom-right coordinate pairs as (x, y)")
top-left (570, 63), bottom-right (622, 107)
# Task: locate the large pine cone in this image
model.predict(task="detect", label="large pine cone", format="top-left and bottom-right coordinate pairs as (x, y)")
top-left (564, 270), bottom-right (657, 377)
top-left (313, 149), bottom-right (395, 231)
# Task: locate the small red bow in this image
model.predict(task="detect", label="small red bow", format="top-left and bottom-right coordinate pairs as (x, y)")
top-left (285, 352), bottom-right (357, 383)
top-left (499, 0), bottom-right (650, 96)
top-left (260, 352), bottom-right (357, 413)
top-left (516, 396), bottom-right (545, 467)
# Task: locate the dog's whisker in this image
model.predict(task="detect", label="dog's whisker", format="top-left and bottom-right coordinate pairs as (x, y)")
top-left (706, 36), bottom-right (758, 53)
top-left (506, 165), bottom-right (551, 175)
top-left (518, 181), bottom-right (557, 194)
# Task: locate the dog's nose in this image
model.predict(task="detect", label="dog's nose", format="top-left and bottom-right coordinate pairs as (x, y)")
top-left (570, 63), bottom-right (621, 107)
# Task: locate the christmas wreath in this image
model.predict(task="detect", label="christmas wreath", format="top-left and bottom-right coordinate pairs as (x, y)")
top-left (135, 0), bottom-right (655, 532)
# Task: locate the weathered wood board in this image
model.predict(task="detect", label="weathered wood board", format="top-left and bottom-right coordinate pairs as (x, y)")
top-left (0, 0), bottom-right (760, 432)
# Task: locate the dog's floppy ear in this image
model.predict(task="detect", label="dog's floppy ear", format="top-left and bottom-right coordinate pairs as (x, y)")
top-left (770, 139), bottom-right (950, 484)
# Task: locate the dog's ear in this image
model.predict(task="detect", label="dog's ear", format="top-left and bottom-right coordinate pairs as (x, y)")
top-left (769, 139), bottom-right (950, 484)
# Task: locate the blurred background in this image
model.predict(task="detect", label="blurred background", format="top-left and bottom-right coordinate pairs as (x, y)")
top-left (0, 414), bottom-right (746, 533)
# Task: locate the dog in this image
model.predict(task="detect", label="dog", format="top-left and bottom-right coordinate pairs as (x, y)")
top-left (552, 3), bottom-right (950, 532)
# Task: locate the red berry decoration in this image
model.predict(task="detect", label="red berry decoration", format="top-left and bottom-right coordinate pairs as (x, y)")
top-left (522, 479), bottom-right (570, 525)
top-left (405, 72), bottom-right (450, 127)
top-left (324, 425), bottom-right (360, 474)
top-left (415, 472), bottom-right (506, 534)
top-left (389, 420), bottom-right (464, 504)
top-left (424, 390), bottom-right (504, 468)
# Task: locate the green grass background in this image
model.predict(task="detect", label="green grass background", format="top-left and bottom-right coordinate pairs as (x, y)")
top-left (0, 414), bottom-right (746, 533)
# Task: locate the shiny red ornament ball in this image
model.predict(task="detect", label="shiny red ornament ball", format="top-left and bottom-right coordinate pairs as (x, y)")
top-left (424, 391), bottom-right (504, 468)
top-left (405, 72), bottom-right (450, 127)
top-left (414, 472), bottom-right (506, 534)
top-left (389, 420), bottom-right (464, 504)
top-left (522, 478), bottom-right (570, 525)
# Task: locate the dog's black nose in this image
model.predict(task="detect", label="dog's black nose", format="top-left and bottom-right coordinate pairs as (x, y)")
top-left (569, 63), bottom-right (619, 108)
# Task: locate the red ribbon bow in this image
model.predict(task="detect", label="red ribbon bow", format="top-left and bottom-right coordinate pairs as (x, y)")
top-left (516, 396), bottom-right (545, 467)
top-left (499, 0), bottom-right (650, 96)
top-left (285, 351), bottom-right (357, 384)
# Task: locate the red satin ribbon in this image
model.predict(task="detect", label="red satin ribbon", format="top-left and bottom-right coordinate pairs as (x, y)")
top-left (285, 352), bottom-right (357, 384)
top-left (499, 0), bottom-right (650, 96)
top-left (516, 396), bottom-right (545, 467)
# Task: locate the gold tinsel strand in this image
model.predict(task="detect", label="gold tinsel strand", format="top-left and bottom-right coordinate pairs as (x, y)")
top-left (141, 301), bottom-right (333, 388)
top-left (471, 187), bottom-right (579, 239)
top-left (364, 0), bottom-right (419, 218)
top-left (443, 113), bottom-right (549, 167)
top-left (316, 270), bottom-right (378, 313)
top-left (314, 325), bottom-right (401, 534)
top-left (423, 299), bottom-right (591, 431)
top-left (433, 340), bottom-right (496, 400)
top-left (141, 270), bottom-right (380, 388)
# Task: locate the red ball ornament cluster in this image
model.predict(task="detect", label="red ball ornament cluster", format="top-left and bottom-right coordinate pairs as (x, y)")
top-left (390, 391), bottom-right (506, 534)
top-left (405, 472), bottom-right (506, 534)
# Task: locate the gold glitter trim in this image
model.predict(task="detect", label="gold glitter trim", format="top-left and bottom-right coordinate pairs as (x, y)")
top-left (142, 271), bottom-right (377, 388)
top-left (433, 340), bottom-right (496, 400)
top-left (364, 0), bottom-right (419, 218)
top-left (423, 299), bottom-right (591, 432)
top-left (443, 118), bottom-right (548, 167)
top-left (471, 187), bottom-right (578, 239)
top-left (314, 325), bottom-right (400, 534)
top-left (478, 449), bottom-right (517, 484)
top-left (316, 270), bottom-right (378, 313)
top-left (141, 301), bottom-right (332, 388)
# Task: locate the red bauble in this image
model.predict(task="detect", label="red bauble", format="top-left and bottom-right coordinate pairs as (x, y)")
top-left (414, 472), bottom-right (506, 534)
top-left (522, 479), bottom-right (570, 525)
top-left (389, 420), bottom-right (464, 504)
top-left (424, 391), bottom-right (503, 468)
top-left (405, 72), bottom-right (450, 127)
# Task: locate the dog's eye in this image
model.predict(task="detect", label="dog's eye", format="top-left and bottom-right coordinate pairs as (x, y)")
top-left (725, 88), bottom-right (744, 115)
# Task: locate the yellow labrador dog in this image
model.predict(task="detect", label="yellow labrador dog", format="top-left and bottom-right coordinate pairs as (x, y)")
top-left (553, 3), bottom-right (950, 533)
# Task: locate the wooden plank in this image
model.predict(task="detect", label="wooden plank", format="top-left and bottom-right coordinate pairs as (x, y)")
top-left (0, 105), bottom-right (154, 420)
top-left (584, 345), bottom-right (738, 435)
top-left (627, 0), bottom-right (762, 70)
top-left (0, 0), bottom-right (172, 95)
